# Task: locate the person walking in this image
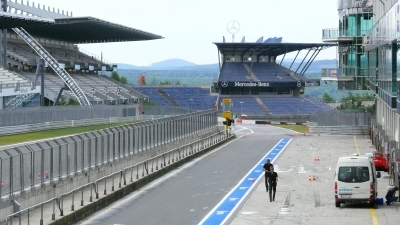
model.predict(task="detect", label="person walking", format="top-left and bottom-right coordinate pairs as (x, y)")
top-left (263, 159), bottom-right (273, 192)
top-left (385, 186), bottom-right (399, 205)
top-left (266, 167), bottom-right (278, 202)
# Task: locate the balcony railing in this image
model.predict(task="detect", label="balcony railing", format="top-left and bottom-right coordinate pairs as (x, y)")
top-left (322, 28), bottom-right (370, 39)
top-left (321, 67), bottom-right (366, 77)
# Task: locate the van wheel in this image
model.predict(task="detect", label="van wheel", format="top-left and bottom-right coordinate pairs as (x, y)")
top-left (335, 202), bottom-right (340, 207)
top-left (369, 201), bottom-right (375, 208)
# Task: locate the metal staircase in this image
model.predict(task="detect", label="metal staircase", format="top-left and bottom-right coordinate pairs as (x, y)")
top-left (12, 27), bottom-right (91, 106)
top-left (5, 93), bottom-right (38, 109)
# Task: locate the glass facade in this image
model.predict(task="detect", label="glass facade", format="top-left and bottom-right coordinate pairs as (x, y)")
top-left (366, 2), bottom-right (399, 108)
top-left (334, 1), bottom-right (374, 91)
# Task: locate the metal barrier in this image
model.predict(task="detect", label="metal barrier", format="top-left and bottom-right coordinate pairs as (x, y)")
top-left (0, 115), bottom-right (171, 137)
top-left (244, 110), bottom-right (371, 126)
top-left (4, 129), bottom-right (230, 225)
top-left (0, 105), bottom-right (192, 127)
top-left (5, 198), bottom-right (58, 225)
top-left (0, 110), bottom-right (217, 199)
top-left (316, 110), bottom-right (371, 126)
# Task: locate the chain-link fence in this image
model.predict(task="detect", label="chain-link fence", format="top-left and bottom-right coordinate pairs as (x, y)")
top-left (0, 110), bottom-right (217, 197)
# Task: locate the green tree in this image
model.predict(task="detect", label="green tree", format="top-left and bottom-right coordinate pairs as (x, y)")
top-left (56, 96), bottom-right (80, 106)
top-left (336, 93), bottom-right (375, 112)
top-left (149, 76), bottom-right (158, 85)
top-left (120, 76), bottom-right (128, 84)
top-left (159, 80), bottom-right (171, 85)
top-left (321, 92), bottom-right (336, 103)
top-left (110, 71), bottom-right (120, 81)
top-left (337, 93), bottom-right (362, 110)
top-left (175, 81), bottom-right (181, 85)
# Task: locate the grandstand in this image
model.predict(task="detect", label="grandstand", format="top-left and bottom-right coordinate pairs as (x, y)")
top-left (0, 1), bottom-right (335, 118)
top-left (212, 40), bottom-right (337, 117)
top-left (0, 0), bottom-right (162, 109)
top-left (134, 86), bottom-right (218, 110)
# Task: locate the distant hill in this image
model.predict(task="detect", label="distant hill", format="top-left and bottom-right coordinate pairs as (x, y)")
top-left (281, 59), bottom-right (337, 73)
top-left (150, 59), bottom-right (197, 69)
top-left (117, 58), bottom-right (336, 73)
top-left (117, 59), bottom-right (198, 70)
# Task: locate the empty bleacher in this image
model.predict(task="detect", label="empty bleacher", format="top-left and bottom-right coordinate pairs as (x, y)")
top-left (247, 63), bottom-right (297, 82)
top-left (133, 86), bottom-right (217, 110)
top-left (260, 97), bottom-right (332, 115)
top-left (0, 68), bottom-right (26, 84)
top-left (19, 72), bottom-right (139, 105)
top-left (228, 97), bottom-right (265, 115)
top-left (219, 62), bottom-right (250, 81)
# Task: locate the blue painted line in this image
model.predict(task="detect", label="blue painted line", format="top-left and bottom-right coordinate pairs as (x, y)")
top-left (198, 138), bottom-right (292, 225)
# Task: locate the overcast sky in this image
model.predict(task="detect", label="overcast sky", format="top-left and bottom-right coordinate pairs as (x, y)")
top-left (19, 0), bottom-right (339, 66)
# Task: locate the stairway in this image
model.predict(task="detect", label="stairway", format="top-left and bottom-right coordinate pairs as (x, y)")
top-left (5, 93), bottom-right (38, 109)
top-left (12, 27), bottom-right (90, 106)
top-left (242, 63), bottom-right (260, 81)
top-left (255, 97), bottom-right (269, 114)
top-left (157, 88), bottom-right (179, 106)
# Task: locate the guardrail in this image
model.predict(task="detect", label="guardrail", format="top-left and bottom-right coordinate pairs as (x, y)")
top-left (0, 115), bottom-right (168, 137)
top-left (5, 131), bottom-right (231, 225)
top-left (309, 125), bottom-right (369, 135)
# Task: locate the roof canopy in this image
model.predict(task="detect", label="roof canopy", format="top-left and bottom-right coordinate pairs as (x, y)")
top-left (213, 42), bottom-right (337, 57)
top-left (0, 12), bottom-right (163, 43)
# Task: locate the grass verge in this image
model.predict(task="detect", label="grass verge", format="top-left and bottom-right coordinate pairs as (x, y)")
top-left (273, 124), bottom-right (309, 133)
top-left (0, 122), bottom-right (135, 147)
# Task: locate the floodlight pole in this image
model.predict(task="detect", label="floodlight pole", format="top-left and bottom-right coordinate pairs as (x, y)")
top-left (1, 0), bottom-right (7, 68)
top-left (35, 59), bottom-right (45, 106)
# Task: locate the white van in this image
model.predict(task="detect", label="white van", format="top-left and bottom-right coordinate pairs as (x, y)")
top-left (335, 153), bottom-right (381, 207)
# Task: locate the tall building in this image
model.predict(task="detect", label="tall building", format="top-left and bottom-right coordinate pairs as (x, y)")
top-left (323, 0), bottom-right (400, 185)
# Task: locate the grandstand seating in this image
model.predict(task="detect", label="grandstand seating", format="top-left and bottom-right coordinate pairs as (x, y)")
top-left (246, 63), bottom-right (297, 82)
top-left (133, 86), bottom-right (217, 110)
top-left (0, 67), bottom-right (30, 84)
top-left (228, 97), bottom-right (265, 115)
top-left (18, 72), bottom-right (138, 105)
top-left (7, 37), bottom-right (110, 70)
top-left (214, 96), bottom-right (332, 116)
top-left (218, 62), bottom-right (300, 83)
top-left (219, 62), bottom-right (250, 81)
top-left (260, 97), bottom-right (332, 114)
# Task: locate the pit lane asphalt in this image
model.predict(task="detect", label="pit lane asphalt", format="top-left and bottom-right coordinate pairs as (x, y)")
top-left (74, 124), bottom-right (400, 225)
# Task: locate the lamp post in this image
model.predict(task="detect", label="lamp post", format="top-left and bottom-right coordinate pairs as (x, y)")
top-left (91, 87), bottom-right (94, 104)
top-left (104, 87), bottom-right (107, 105)
top-left (239, 101), bottom-right (243, 116)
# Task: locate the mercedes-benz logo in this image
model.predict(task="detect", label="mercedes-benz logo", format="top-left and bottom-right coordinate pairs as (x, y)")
top-left (226, 20), bottom-right (240, 34)
top-left (221, 81), bottom-right (228, 88)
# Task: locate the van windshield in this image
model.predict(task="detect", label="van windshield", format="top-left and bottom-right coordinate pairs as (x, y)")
top-left (338, 166), bottom-right (369, 183)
